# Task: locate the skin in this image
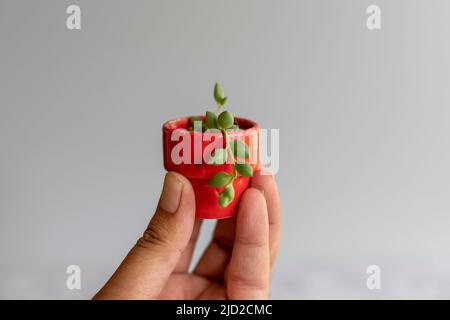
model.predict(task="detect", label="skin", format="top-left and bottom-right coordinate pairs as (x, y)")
top-left (94, 169), bottom-right (281, 300)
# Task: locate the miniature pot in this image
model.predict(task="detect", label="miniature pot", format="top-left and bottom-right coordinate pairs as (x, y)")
top-left (162, 116), bottom-right (259, 219)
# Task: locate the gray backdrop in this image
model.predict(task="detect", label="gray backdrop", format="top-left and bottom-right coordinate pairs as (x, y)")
top-left (1, 0), bottom-right (450, 299)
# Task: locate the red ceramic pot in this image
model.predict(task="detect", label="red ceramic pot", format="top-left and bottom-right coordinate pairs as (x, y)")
top-left (162, 116), bottom-right (259, 219)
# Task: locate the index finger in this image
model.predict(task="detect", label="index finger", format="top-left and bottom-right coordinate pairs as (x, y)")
top-left (226, 188), bottom-right (270, 300)
top-left (251, 169), bottom-right (281, 268)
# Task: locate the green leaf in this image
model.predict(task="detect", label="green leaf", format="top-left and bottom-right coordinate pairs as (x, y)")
top-left (217, 111), bottom-right (234, 129)
top-left (189, 116), bottom-right (204, 132)
top-left (227, 124), bottom-right (240, 131)
top-left (235, 163), bottom-right (253, 177)
top-left (204, 128), bottom-right (221, 134)
top-left (205, 111), bottom-right (218, 129)
top-left (230, 140), bottom-right (249, 159)
top-left (214, 83), bottom-right (226, 106)
top-left (207, 148), bottom-right (228, 165)
top-left (189, 116), bottom-right (202, 125)
top-left (218, 194), bottom-right (231, 208)
top-left (223, 184), bottom-right (235, 200)
top-left (219, 184), bottom-right (235, 208)
top-left (208, 172), bottom-right (232, 187)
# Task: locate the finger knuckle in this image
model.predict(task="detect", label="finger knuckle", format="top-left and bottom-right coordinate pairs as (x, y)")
top-left (136, 213), bottom-right (171, 251)
top-left (227, 272), bottom-right (268, 292)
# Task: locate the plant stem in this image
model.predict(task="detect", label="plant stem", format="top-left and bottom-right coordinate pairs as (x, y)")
top-left (216, 103), bottom-right (223, 115)
top-left (223, 130), bottom-right (235, 163)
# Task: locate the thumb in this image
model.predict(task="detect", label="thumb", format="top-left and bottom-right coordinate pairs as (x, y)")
top-left (141, 171), bottom-right (196, 254)
top-left (94, 172), bottom-right (196, 299)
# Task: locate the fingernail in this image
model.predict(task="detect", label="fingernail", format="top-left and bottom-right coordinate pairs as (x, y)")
top-left (159, 172), bottom-right (183, 213)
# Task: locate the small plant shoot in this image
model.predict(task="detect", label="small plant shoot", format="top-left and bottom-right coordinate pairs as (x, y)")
top-left (189, 83), bottom-right (253, 208)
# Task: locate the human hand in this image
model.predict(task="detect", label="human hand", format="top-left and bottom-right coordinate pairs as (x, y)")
top-left (94, 169), bottom-right (281, 300)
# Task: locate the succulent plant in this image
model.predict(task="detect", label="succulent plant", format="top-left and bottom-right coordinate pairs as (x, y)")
top-left (189, 83), bottom-right (253, 208)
